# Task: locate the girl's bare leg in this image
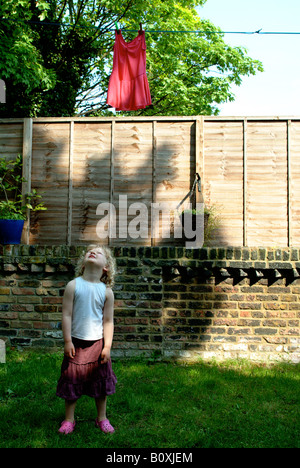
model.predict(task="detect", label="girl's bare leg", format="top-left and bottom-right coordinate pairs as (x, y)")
top-left (95, 396), bottom-right (107, 421)
top-left (65, 399), bottom-right (77, 422)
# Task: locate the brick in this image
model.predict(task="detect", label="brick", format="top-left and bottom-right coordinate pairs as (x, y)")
top-left (263, 320), bottom-right (287, 327)
top-left (254, 328), bottom-right (278, 335)
top-left (4, 264), bottom-right (17, 272)
top-left (17, 296), bottom-right (40, 304)
top-left (42, 297), bottom-right (63, 304)
top-left (35, 305), bottom-right (58, 313)
top-left (264, 303), bottom-right (287, 310)
top-left (239, 302), bottom-right (261, 310)
top-left (12, 288), bottom-right (35, 295)
top-left (0, 320), bottom-right (9, 328)
top-left (0, 296), bottom-right (14, 303)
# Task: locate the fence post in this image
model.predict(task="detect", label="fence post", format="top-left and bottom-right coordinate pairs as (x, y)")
top-left (67, 121), bottom-right (74, 245)
top-left (287, 120), bottom-right (291, 247)
top-left (151, 120), bottom-right (157, 246)
top-left (109, 120), bottom-right (115, 246)
top-left (21, 118), bottom-right (33, 245)
top-left (243, 118), bottom-right (248, 247)
top-left (195, 116), bottom-right (204, 197)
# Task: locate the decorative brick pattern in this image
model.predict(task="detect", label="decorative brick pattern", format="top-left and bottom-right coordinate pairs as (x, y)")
top-left (0, 245), bottom-right (299, 363)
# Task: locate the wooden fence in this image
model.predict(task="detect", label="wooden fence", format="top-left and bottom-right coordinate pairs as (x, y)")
top-left (0, 116), bottom-right (299, 247)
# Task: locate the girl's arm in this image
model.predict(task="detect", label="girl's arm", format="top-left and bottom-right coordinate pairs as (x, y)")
top-left (101, 287), bottom-right (114, 364)
top-left (62, 279), bottom-right (76, 358)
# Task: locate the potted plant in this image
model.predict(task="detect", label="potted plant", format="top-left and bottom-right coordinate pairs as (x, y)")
top-left (179, 205), bottom-right (220, 245)
top-left (0, 155), bottom-right (46, 244)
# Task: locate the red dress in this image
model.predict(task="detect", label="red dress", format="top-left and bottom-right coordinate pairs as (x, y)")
top-left (106, 30), bottom-right (152, 111)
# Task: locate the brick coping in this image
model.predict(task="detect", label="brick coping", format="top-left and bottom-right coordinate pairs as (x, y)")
top-left (0, 246), bottom-right (299, 274)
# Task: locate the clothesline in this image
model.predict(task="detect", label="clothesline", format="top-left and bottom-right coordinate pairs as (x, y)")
top-left (0, 18), bottom-right (300, 35)
top-left (121, 29), bottom-right (300, 35)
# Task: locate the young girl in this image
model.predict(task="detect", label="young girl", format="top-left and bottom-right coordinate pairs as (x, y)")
top-left (56, 244), bottom-right (117, 434)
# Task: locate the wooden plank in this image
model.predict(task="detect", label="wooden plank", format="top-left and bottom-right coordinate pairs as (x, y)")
top-left (32, 116), bottom-right (200, 123)
top-left (0, 123), bottom-right (23, 155)
top-left (21, 118), bottom-right (32, 245)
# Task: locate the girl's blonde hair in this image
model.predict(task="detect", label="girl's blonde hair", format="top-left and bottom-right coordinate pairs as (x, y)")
top-left (75, 244), bottom-right (116, 288)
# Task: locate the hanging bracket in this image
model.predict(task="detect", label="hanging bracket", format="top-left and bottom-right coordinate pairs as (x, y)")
top-left (196, 172), bottom-right (201, 192)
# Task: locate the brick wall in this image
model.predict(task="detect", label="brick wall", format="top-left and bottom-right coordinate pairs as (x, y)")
top-left (0, 245), bottom-right (299, 363)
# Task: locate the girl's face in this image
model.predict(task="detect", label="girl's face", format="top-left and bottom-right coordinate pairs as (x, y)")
top-left (84, 247), bottom-right (107, 271)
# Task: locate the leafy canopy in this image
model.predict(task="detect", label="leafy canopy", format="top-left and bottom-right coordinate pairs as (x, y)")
top-left (0, 0), bottom-right (263, 117)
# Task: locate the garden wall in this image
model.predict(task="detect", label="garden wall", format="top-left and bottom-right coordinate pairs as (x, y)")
top-left (0, 245), bottom-right (299, 363)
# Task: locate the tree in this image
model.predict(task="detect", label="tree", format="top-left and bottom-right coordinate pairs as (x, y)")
top-left (0, 0), bottom-right (263, 117)
top-left (0, 0), bottom-right (56, 116)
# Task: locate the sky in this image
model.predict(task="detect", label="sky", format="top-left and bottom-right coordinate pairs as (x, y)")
top-left (196, 0), bottom-right (300, 116)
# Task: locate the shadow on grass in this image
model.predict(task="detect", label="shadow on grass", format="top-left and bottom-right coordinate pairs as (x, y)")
top-left (0, 349), bottom-right (299, 448)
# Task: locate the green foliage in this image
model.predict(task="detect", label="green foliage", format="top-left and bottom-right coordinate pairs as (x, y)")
top-left (0, 155), bottom-right (47, 220)
top-left (180, 204), bottom-right (221, 245)
top-left (0, 0), bottom-right (56, 116)
top-left (0, 0), bottom-right (263, 117)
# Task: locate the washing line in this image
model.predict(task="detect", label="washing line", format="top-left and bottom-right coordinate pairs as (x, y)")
top-left (120, 29), bottom-right (300, 35)
top-left (0, 18), bottom-right (300, 35)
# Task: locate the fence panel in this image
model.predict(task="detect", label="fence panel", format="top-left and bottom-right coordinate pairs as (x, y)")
top-left (246, 121), bottom-right (288, 246)
top-left (0, 122), bottom-right (23, 156)
top-left (30, 122), bottom-right (70, 244)
top-left (203, 120), bottom-right (244, 246)
top-left (72, 121), bottom-right (112, 245)
top-left (112, 121), bottom-right (153, 245)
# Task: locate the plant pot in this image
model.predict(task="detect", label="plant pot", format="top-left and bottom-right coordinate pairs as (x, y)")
top-left (0, 219), bottom-right (25, 244)
top-left (179, 212), bottom-right (210, 243)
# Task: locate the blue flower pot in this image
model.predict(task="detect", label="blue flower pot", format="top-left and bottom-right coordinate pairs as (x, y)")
top-left (0, 219), bottom-right (25, 244)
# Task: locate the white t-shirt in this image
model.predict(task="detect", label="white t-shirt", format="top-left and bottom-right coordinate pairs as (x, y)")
top-left (71, 276), bottom-right (106, 340)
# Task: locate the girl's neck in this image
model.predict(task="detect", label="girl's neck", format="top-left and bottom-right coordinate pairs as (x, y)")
top-left (82, 267), bottom-right (103, 283)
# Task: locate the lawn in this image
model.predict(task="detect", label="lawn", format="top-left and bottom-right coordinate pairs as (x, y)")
top-left (0, 348), bottom-right (299, 448)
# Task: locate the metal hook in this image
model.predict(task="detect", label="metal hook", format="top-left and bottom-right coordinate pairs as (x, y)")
top-left (195, 173), bottom-right (201, 192)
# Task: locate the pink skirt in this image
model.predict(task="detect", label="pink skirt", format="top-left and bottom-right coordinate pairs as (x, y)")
top-left (56, 338), bottom-right (117, 401)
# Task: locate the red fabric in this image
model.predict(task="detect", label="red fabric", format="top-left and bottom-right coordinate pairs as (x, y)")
top-left (107, 30), bottom-right (152, 111)
top-left (56, 338), bottom-right (117, 400)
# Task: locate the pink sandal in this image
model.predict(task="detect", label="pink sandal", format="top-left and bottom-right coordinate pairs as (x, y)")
top-left (58, 420), bottom-right (76, 434)
top-left (95, 418), bottom-right (115, 433)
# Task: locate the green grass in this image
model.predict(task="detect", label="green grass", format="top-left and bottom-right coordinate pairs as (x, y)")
top-left (0, 348), bottom-right (299, 448)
